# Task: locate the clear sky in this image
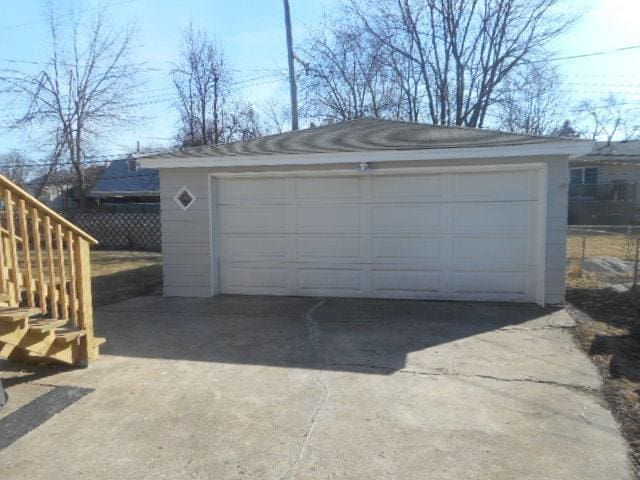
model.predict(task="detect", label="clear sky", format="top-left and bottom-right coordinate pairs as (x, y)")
top-left (0, 0), bottom-right (639, 161)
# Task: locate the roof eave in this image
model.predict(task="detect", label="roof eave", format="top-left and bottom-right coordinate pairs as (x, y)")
top-left (139, 141), bottom-right (593, 169)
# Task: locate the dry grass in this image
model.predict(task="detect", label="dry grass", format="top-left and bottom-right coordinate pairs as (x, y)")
top-left (567, 232), bottom-right (637, 261)
top-left (90, 250), bottom-right (162, 306)
top-left (567, 289), bottom-right (640, 475)
top-left (566, 232), bottom-right (638, 290)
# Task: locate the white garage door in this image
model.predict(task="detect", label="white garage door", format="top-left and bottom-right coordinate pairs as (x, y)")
top-left (215, 168), bottom-right (543, 302)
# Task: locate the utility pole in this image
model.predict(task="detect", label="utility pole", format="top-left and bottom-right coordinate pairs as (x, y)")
top-left (283, 0), bottom-right (299, 131)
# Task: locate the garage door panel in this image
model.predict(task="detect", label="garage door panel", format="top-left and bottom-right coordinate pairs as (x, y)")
top-left (220, 235), bottom-right (290, 260)
top-left (372, 205), bottom-right (442, 233)
top-left (372, 269), bottom-right (442, 294)
top-left (453, 271), bottom-right (527, 294)
top-left (297, 236), bottom-right (361, 259)
top-left (372, 237), bottom-right (442, 261)
top-left (453, 203), bottom-right (532, 232)
top-left (298, 268), bottom-right (363, 294)
top-left (220, 264), bottom-right (288, 293)
top-left (453, 237), bottom-right (529, 270)
top-left (219, 177), bottom-right (287, 203)
top-left (452, 171), bottom-right (538, 200)
top-left (371, 175), bottom-right (443, 199)
top-left (296, 206), bottom-right (361, 233)
top-left (295, 177), bottom-right (361, 199)
top-left (220, 206), bottom-right (288, 233)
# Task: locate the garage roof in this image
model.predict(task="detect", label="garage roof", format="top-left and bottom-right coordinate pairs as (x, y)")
top-left (139, 118), bottom-right (592, 169)
top-left (144, 118), bottom-right (583, 157)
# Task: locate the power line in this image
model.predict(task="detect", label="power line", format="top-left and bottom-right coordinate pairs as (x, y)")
top-left (538, 44), bottom-right (640, 64)
top-left (0, 76), bottom-right (285, 124)
top-left (0, 56), bottom-right (283, 78)
top-left (0, 0), bottom-right (136, 32)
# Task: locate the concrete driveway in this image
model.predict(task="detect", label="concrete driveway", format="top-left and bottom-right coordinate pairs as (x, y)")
top-left (0, 296), bottom-right (633, 479)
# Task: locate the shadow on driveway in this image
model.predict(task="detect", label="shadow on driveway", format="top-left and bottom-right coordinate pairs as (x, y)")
top-left (96, 295), bottom-right (560, 374)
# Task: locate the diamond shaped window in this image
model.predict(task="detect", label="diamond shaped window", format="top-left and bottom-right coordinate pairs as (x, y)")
top-left (174, 186), bottom-right (196, 211)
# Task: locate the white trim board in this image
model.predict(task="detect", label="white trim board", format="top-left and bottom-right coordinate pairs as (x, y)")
top-left (142, 141), bottom-right (592, 169)
top-left (208, 162), bottom-right (545, 178)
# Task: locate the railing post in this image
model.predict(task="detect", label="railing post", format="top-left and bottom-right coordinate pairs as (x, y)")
top-left (4, 190), bottom-right (20, 304)
top-left (75, 236), bottom-right (95, 364)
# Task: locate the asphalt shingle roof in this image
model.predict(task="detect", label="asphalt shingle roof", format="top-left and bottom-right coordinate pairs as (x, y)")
top-left (139, 118), bottom-right (573, 160)
top-left (90, 158), bottom-right (159, 197)
top-left (583, 140), bottom-right (640, 164)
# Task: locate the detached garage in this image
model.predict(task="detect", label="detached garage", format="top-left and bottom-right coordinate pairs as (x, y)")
top-left (139, 119), bottom-right (592, 305)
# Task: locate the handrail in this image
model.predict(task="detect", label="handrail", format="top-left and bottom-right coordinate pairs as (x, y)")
top-left (0, 174), bottom-right (98, 245)
top-left (0, 173), bottom-right (102, 365)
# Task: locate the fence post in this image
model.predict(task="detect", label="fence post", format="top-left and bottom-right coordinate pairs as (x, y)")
top-left (633, 235), bottom-right (639, 291)
top-left (579, 235), bottom-right (587, 276)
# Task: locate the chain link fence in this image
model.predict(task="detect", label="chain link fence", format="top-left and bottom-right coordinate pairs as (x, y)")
top-left (567, 225), bottom-right (640, 291)
top-left (62, 211), bottom-right (161, 251)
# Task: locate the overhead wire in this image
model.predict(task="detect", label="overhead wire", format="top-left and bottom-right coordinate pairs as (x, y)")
top-left (0, 0), bottom-right (136, 31)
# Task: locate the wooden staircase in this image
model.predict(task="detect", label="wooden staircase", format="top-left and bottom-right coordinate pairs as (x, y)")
top-left (0, 174), bottom-right (104, 366)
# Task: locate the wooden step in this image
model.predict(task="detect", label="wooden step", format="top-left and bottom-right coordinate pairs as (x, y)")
top-left (0, 307), bottom-right (41, 321)
top-left (54, 328), bottom-right (87, 341)
top-left (28, 318), bottom-right (68, 334)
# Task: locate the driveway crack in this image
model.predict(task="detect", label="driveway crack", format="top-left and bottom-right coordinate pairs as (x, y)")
top-left (327, 362), bottom-right (598, 395)
top-left (281, 299), bottom-right (328, 480)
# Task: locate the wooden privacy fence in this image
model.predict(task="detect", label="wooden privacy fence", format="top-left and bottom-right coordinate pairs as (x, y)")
top-left (62, 211), bottom-right (161, 252)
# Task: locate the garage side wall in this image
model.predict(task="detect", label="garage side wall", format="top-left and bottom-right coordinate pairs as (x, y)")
top-left (159, 168), bottom-right (213, 297)
top-left (545, 158), bottom-right (569, 305)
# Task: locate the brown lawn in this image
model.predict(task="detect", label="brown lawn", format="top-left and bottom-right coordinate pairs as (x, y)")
top-left (567, 288), bottom-right (640, 474)
top-left (90, 250), bottom-right (162, 306)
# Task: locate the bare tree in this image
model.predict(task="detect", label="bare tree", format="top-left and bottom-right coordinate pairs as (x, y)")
top-left (260, 100), bottom-right (290, 134)
top-left (219, 101), bottom-right (265, 142)
top-left (347, 0), bottom-right (577, 127)
top-left (0, 3), bottom-right (141, 210)
top-left (297, 18), bottom-right (397, 122)
top-left (551, 119), bottom-right (580, 138)
top-left (575, 94), bottom-right (639, 143)
top-left (171, 23), bottom-right (273, 146)
top-left (493, 63), bottom-right (564, 135)
top-left (172, 23), bottom-right (229, 147)
top-left (0, 151), bottom-right (29, 186)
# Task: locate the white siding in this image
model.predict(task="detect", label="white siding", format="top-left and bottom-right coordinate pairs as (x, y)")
top-left (545, 158), bottom-right (569, 304)
top-left (158, 157), bottom-right (570, 304)
top-left (160, 168), bottom-right (213, 297)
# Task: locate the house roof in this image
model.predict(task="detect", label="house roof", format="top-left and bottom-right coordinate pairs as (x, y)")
top-left (26, 166), bottom-right (106, 192)
top-left (89, 158), bottom-right (159, 197)
top-left (139, 118), bottom-right (583, 158)
top-left (579, 140), bottom-right (640, 165)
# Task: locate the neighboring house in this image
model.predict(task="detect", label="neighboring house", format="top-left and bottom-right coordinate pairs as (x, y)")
top-left (25, 166), bottom-right (105, 211)
top-left (89, 156), bottom-right (159, 209)
top-left (569, 140), bottom-right (640, 224)
top-left (139, 118), bottom-right (592, 306)
top-left (25, 174), bottom-right (72, 210)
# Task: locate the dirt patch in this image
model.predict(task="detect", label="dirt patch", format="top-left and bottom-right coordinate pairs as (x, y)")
top-left (566, 287), bottom-right (640, 476)
top-left (90, 251), bottom-right (162, 306)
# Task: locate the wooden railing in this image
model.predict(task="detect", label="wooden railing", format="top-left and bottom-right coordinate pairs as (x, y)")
top-left (0, 174), bottom-right (99, 363)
